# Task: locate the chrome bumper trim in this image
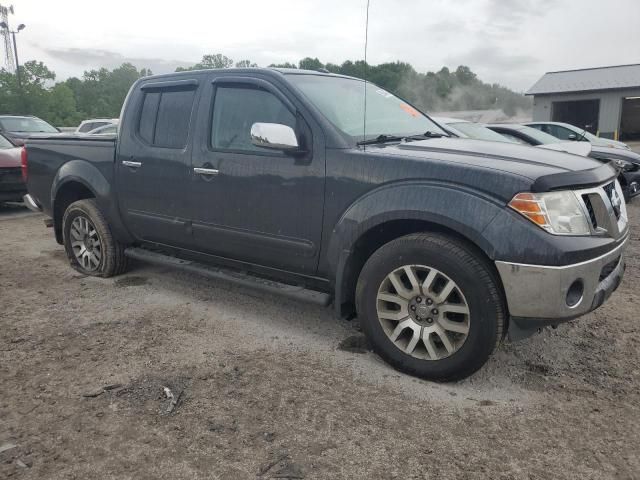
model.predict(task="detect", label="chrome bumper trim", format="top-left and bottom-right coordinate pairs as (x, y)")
top-left (23, 194), bottom-right (42, 212)
top-left (495, 236), bottom-right (628, 319)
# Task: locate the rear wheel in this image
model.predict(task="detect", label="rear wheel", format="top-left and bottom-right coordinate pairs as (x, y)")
top-left (356, 233), bottom-right (505, 381)
top-left (62, 199), bottom-right (128, 277)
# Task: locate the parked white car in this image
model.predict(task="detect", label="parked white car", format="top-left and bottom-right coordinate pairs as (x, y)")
top-left (75, 118), bottom-right (119, 134)
top-left (525, 122), bottom-right (630, 151)
top-left (433, 117), bottom-right (518, 144)
top-left (86, 124), bottom-right (118, 135)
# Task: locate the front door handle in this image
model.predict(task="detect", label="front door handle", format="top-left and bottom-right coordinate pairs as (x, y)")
top-left (193, 167), bottom-right (219, 176)
top-left (122, 160), bottom-right (142, 168)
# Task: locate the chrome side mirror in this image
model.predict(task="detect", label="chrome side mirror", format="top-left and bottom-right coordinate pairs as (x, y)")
top-left (250, 123), bottom-right (299, 151)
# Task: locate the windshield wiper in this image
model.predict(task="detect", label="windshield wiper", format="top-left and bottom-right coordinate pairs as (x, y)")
top-left (357, 131), bottom-right (448, 146)
top-left (357, 134), bottom-right (405, 146)
top-left (403, 131), bottom-right (448, 142)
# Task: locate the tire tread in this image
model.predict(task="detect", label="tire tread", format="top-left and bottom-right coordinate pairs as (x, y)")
top-left (62, 199), bottom-right (128, 277)
top-left (355, 232), bottom-right (505, 381)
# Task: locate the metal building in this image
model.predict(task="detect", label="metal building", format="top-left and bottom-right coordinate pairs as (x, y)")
top-left (527, 64), bottom-right (640, 141)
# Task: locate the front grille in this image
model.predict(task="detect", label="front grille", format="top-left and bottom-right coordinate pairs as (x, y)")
top-left (582, 195), bottom-right (598, 229)
top-left (576, 181), bottom-right (627, 236)
top-left (599, 256), bottom-right (620, 282)
top-left (602, 182), bottom-right (621, 219)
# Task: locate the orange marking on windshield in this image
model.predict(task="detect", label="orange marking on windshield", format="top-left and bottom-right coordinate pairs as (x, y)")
top-left (400, 103), bottom-right (419, 117)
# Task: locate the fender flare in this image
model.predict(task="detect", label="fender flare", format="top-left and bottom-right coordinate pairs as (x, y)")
top-left (326, 181), bottom-right (505, 315)
top-left (51, 160), bottom-right (133, 244)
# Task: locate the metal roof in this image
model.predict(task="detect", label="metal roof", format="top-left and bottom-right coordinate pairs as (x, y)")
top-left (526, 64), bottom-right (640, 95)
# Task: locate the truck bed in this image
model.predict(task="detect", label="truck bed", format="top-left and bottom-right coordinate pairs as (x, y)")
top-left (25, 134), bottom-right (117, 217)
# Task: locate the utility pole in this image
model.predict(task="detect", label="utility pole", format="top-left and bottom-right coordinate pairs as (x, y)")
top-left (0, 21), bottom-right (24, 87)
top-left (10, 28), bottom-right (19, 87)
top-left (0, 18), bottom-right (24, 112)
top-left (0, 3), bottom-right (15, 71)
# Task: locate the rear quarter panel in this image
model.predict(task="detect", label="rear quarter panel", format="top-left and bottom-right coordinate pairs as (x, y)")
top-left (26, 136), bottom-right (117, 217)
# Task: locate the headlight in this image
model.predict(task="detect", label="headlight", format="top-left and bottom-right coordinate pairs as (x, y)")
top-left (508, 191), bottom-right (590, 235)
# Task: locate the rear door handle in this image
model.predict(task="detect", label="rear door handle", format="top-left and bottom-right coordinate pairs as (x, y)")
top-left (193, 167), bottom-right (219, 176)
top-left (122, 160), bottom-right (142, 168)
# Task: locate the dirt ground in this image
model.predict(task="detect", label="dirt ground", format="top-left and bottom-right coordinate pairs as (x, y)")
top-left (1, 201), bottom-right (639, 480)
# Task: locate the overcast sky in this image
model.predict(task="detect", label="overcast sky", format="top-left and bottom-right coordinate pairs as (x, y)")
top-left (5, 0), bottom-right (640, 91)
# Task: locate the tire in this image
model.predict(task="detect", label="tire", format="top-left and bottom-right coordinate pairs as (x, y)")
top-left (62, 199), bottom-right (128, 277)
top-left (355, 233), bottom-right (505, 382)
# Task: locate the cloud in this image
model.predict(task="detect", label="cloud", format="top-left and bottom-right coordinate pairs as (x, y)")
top-left (485, 0), bottom-right (556, 31)
top-left (40, 47), bottom-right (192, 75)
top-left (447, 46), bottom-right (538, 70)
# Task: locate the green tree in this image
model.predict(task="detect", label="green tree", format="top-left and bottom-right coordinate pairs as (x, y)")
top-left (268, 62), bottom-right (297, 69)
top-left (45, 83), bottom-right (81, 126)
top-left (454, 65), bottom-right (477, 85)
top-left (298, 57), bottom-right (324, 71)
top-left (235, 59), bottom-right (258, 68)
top-left (177, 54), bottom-right (234, 71)
top-left (1, 56), bottom-right (531, 128)
top-left (0, 60), bottom-right (55, 116)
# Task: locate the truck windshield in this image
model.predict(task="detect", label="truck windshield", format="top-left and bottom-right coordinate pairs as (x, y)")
top-left (0, 117), bottom-right (58, 133)
top-left (287, 74), bottom-right (445, 142)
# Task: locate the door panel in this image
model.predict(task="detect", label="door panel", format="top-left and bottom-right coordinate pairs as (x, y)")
top-left (116, 80), bottom-right (199, 247)
top-left (189, 75), bottom-right (325, 275)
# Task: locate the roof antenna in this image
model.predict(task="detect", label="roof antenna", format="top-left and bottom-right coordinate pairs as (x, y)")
top-left (362, 0), bottom-right (370, 149)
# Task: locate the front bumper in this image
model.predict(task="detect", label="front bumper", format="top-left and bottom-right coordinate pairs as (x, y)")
top-left (495, 234), bottom-right (628, 326)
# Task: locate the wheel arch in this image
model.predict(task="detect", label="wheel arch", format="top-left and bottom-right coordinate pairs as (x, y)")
top-left (52, 179), bottom-right (97, 244)
top-left (51, 160), bottom-right (133, 245)
top-left (327, 183), bottom-right (509, 322)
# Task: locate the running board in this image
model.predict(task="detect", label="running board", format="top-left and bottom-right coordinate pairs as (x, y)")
top-left (124, 247), bottom-right (332, 307)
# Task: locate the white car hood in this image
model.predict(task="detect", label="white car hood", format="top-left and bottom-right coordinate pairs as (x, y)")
top-left (537, 142), bottom-right (592, 157)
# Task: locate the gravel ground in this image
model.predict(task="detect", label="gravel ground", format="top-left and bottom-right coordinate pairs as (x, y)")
top-left (1, 200), bottom-right (639, 479)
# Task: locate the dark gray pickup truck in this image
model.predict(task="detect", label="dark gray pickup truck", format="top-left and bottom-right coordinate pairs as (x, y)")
top-left (23, 68), bottom-right (629, 381)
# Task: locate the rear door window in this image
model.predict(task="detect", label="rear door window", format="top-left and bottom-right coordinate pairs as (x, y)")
top-left (139, 92), bottom-right (161, 144)
top-left (138, 87), bottom-right (196, 148)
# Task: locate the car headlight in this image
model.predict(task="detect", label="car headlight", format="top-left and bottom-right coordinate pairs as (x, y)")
top-left (508, 191), bottom-right (590, 235)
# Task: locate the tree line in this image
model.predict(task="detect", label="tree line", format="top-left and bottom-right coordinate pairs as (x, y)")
top-left (0, 54), bottom-right (531, 127)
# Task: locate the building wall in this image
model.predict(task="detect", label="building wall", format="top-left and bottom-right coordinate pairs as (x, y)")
top-left (531, 88), bottom-right (640, 139)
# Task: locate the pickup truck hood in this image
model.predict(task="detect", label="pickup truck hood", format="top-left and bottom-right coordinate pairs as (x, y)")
top-left (0, 147), bottom-right (21, 168)
top-left (382, 137), bottom-right (605, 180)
top-left (590, 145), bottom-right (640, 165)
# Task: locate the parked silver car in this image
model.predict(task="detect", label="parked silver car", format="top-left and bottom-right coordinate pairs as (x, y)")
top-left (525, 121), bottom-right (630, 150)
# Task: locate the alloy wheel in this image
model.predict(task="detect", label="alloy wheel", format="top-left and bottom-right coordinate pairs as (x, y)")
top-left (69, 215), bottom-right (102, 272)
top-left (376, 265), bottom-right (470, 360)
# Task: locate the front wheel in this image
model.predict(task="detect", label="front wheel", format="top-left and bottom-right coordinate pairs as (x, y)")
top-left (355, 233), bottom-right (505, 382)
top-left (62, 199), bottom-right (128, 277)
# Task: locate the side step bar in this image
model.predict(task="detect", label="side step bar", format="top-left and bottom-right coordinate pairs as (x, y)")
top-left (124, 247), bottom-right (332, 307)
